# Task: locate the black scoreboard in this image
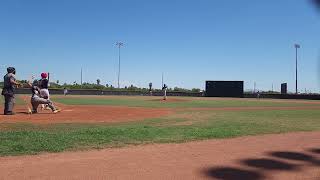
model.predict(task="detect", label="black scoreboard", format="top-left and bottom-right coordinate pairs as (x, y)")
top-left (205, 81), bottom-right (244, 97)
top-left (281, 83), bottom-right (287, 94)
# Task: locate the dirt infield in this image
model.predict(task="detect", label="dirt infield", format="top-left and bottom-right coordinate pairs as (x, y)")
top-left (0, 132), bottom-right (319, 180)
top-left (1, 104), bottom-right (320, 124)
top-left (0, 105), bottom-right (173, 124)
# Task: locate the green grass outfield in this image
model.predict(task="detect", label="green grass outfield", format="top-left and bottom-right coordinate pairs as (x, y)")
top-left (53, 95), bottom-right (320, 108)
top-left (0, 95), bottom-right (320, 156)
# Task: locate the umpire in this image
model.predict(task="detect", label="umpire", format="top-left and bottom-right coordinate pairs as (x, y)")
top-left (1, 67), bottom-right (20, 115)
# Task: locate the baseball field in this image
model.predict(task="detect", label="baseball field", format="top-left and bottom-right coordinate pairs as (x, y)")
top-left (0, 95), bottom-right (320, 179)
top-left (1, 95), bottom-right (320, 157)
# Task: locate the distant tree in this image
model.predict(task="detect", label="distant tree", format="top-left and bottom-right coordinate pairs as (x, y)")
top-left (15, 79), bottom-right (204, 93)
top-left (191, 88), bottom-right (201, 93)
top-left (127, 84), bottom-right (140, 91)
top-left (173, 87), bottom-right (189, 92)
top-left (49, 82), bottom-right (61, 88)
top-left (16, 80), bottom-right (29, 88)
top-left (264, 90), bottom-right (280, 94)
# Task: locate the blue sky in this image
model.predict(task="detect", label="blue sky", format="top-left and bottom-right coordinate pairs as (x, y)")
top-left (0, 0), bottom-right (319, 92)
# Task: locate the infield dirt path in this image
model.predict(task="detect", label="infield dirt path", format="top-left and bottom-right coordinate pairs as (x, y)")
top-left (0, 104), bottom-right (173, 124)
top-left (0, 132), bottom-right (320, 180)
top-left (1, 104), bottom-right (320, 124)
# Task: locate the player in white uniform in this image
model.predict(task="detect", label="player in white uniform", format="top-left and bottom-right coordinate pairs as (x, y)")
top-left (162, 84), bottom-right (168, 100)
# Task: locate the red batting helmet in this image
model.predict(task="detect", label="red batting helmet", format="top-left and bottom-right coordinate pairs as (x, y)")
top-left (41, 72), bottom-right (48, 79)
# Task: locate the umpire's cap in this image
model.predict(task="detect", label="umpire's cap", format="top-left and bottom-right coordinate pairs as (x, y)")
top-left (7, 67), bottom-right (16, 74)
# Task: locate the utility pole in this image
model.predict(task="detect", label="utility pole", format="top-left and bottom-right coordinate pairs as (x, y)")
top-left (162, 72), bottom-right (164, 88)
top-left (81, 68), bottom-right (83, 86)
top-left (294, 44), bottom-right (300, 94)
top-left (116, 42), bottom-right (124, 89)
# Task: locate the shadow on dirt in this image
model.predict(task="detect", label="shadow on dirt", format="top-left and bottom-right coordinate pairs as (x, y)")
top-left (269, 151), bottom-right (320, 166)
top-left (309, 148), bottom-right (320, 154)
top-left (204, 167), bottom-right (265, 180)
top-left (16, 112), bottom-right (31, 115)
top-left (269, 152), bottom-right (314, 162)
top-left (241, 158), bottom-right (299, 171)
top-left (204, 149), bottom-right (320, 180)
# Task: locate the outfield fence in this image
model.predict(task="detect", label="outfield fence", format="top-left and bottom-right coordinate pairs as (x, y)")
top-left (14, 88), bottom-right (203, 97)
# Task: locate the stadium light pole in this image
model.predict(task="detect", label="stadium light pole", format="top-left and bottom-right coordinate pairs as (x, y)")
top-left (162, 72), bottom-right (164, 88)
top-left (116, 42), bottom-right (124, 89)
top-left (294, 44), bottom-right (300, 94)
top-left (80, 68), bottom-right (83, 86)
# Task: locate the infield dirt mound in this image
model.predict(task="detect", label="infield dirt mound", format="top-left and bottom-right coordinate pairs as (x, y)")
top-left (0, 105), bottom-right (173, 124)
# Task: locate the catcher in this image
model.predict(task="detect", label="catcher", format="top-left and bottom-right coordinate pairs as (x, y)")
top-left (28, 79), bottom-right (60, 114)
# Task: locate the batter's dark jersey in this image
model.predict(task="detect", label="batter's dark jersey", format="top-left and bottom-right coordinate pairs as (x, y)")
top-left (39, 79), bottom-right (49, 89)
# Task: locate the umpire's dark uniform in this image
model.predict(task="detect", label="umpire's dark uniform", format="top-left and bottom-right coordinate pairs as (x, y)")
top-left (1, 67), bottom-right (17, 115)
